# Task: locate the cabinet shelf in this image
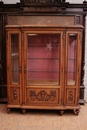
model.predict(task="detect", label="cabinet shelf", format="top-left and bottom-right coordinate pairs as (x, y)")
top-left (27, 70), bottom-right (59, 72)
top-left (27, 58), bottom-right (59, 60)
top-left (27, 80), bottom-right (59, 86)
top-left (28, 44), bottom-right (59, 47)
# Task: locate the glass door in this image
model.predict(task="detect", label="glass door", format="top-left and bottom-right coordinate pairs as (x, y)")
top-left (24, 31), bottom-right (63, 105)
top-left (10, 34), bottom-right (20, 84)
top-left (26, 33), bottom-right (60, 86)
top-left (7, 32), bottom-right (22, 103)
top-left (67, 34), bottom-right (77, 86)
top-left (65, 32), bottom-right (80, 105)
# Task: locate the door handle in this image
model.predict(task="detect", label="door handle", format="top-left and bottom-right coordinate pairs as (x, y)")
top-left (65, 68), bottom-right (67, 73)
top-left (24, 67), bottom-right (26, 73)
top-left (19, 67), bottom-right (22, 73)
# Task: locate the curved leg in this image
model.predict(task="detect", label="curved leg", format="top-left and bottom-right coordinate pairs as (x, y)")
top-left (7, 108), bottom-right (11, 114)
top-left (60, 110), bottom-right (64, 116)
top-left (22, 109), bottom-right (26, 115)
top-left (74, 109), bottom-right (80, 116)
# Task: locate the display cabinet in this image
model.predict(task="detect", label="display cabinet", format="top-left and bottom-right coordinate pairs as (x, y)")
top-left (6, 25), bottom-right (83, 115)
top-left (0, 0), bottom-right (86, 106)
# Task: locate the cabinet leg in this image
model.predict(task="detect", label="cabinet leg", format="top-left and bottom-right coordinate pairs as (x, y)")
top-left (60, 110), bottom-right (64, 116)
top-left (7, 108), bottom-right (11, 114)
top-left (74, 109), bottom-right (80, 116)
top-left (22, 109), bottom-right (26, 115)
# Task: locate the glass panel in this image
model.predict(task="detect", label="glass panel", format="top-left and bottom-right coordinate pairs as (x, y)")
top-left (10, 34), bottom-right (19, 84)
top-left (27, 34), bottom-right (60, 85)
top-left (67, 34), bottom-right (77, 85)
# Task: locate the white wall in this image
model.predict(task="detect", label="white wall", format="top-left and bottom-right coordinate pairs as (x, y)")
top-left (2, 0), bottom-right (20, 4)
top-left (84, 16), bottom-right (87, 99)
top-left (2, 0), bottom-right (84, 4)
top-left (66, 0), bottom-right (83, 3)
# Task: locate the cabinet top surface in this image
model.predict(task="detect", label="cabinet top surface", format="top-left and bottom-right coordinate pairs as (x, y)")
top-left (5, 25), bottom-right (84, 29)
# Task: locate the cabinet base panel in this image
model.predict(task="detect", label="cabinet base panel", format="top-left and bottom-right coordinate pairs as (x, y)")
top-left (7, 104), bottom-right (21, 108)
top-left (21, 105), bottom-right (80, 110)
top-left (7, 104), bottom-right (80, 115)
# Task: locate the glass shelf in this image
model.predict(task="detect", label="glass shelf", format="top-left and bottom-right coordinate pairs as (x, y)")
top-left (27, 71), bottom-right (59, 72)
top-left (27, 58), bottom-right (59, 60)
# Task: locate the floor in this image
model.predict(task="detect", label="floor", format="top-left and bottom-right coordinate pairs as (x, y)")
top-left (0, 103), bottom-right (87, 130)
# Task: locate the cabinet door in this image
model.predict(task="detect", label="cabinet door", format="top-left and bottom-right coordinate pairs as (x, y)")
top-left (64, 32), bottom-right (82, 105)
top-left (24, 31), bottom-right (63, 105)
top-left (7, 31), bottom-right (22, 104)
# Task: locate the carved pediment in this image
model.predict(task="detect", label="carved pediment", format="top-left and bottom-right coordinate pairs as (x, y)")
top-left (20, 0), bottom-right (66, 13)
top-left (20, 0), bottom-right (66, 5)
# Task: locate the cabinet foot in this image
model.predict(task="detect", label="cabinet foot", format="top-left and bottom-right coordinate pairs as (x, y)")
top-left (7, 108), bottom-right (11, 114)
top-left (22, 109), bottom-right (26, 115)
top-left (60, 110), bottom-right (64, 116)
top-left (74, 109), bottom-right (80, 116)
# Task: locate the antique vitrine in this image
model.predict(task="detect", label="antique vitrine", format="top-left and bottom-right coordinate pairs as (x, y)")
top-left (0, 0), bottom-right (87, 115)
top-left (6, 25), bottom-right (83, 115)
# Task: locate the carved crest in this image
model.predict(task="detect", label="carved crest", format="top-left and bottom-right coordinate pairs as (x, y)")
top-left (20, 0), bottom-right (65, 5)
top-left (20, 0), bottom-right (66, 12)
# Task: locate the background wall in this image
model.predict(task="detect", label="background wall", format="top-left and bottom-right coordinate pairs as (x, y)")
top-left (84, 15), bottom-right (87, 100)
top-left (2, 0), bottom-right (84, 4)
top-left (2, 0), bottom-right (87, 99)
top-left (66, 0), bottom-right (83, 3)
top-left (2, 0), bottom-right (20, 3)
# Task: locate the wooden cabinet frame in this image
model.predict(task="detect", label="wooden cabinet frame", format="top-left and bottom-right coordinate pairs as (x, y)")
top-left (6, 25), bottom-right (83, 115)
top-left (6, 30), bottom-right (22, 107)
top-left (0, 0), bottom-right (87, 106)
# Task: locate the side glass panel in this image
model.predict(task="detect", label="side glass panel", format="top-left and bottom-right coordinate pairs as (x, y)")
top-left (67, 34), bottom-right (77, 86)
top-left (10, 34), bottom-right (20, 84)
top-left (27, 34), bottom-right (60, 86)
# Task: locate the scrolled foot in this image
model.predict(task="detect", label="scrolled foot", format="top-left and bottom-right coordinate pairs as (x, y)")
top-left (22, 109), bottom-right (26, 115)
top-left (60, 110), bottom-right (64, 116)
top-left (74, 109), bottom-right (80, 116)
top-left (7, 108), bottom-right (10, 114)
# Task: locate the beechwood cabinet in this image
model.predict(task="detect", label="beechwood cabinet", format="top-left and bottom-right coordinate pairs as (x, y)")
top-left (6, 25), bottom-right (83, 115)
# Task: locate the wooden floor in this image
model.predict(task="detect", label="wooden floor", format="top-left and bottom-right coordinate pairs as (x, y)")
top-left (0, 101), bottom-right (87, 130)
